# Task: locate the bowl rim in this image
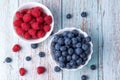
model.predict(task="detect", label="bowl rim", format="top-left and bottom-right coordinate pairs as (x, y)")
top-left (12, 2), bottom-right (54, 43)
top-left (49, 27), bottom-right (93, 71)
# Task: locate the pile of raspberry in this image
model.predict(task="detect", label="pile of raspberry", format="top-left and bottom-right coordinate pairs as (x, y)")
top-left (13, 6), bottom-right (52, 40)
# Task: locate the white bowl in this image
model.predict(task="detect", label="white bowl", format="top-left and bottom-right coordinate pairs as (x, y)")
top-left (49, 27), bottom-right (93, 71)
top-left (12, 2), bottom-right (54, 43)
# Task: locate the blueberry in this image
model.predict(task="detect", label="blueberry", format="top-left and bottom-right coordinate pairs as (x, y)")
top-left (85, 36), bottom-right (91, 42)
top-left (80, 53), bottom-right (86, 58)
top-left (90, 64), bottom-right (96, 70)
top-left (59, 63), bottom-right (66, 68)
top-left (81, 12), bottom-right (87, 17)
top-left (83, 57), bottom-right (88, 61)
top-left (85, 49), bottom-right (91, 55)
top-left (76, 43), bottom-right (82, 48)
top-left (51, 42), bottom-right (56, 48)
top-left (54, 57), bottom-right (59, 61)
top-left (72, 38), bottom-right (78, 44)
top-left (66, 55), bottom-right (72, 61)
top-left (81, 75), bottom-right (88, 80)
top-left (55, 51), bottom-right (61, 57)
top-left (77, 34), bottom-right (84, 42)
top-left (55, 44), bottom-right (61, 50)
top-left (81, 61), bottom-right (86, 65)
top-left (59, 56), bottom-right (65, 62)
top-left (72, 54), bottom-right (79, 60)
top-left (5, 57), bottom-right (12, 63)
top-left (65, 38), bottom-right (71, 45)
top-left (82, 43), bottom-right (89, 50)
top-left (62, 51), bottom-right (68, 56)
top-left (31, 44), bottom-right (38, 49)
top-left (58, 38), bottom-right (64, 45)
top-left (72, 29), bottom-right (79, 36)
top-left (69, 60), bottom-right (76, 66)
top-left (54, 35), bottom-right (59, 41)
top-left (76, 58), bottom-right (82, 65)
top-left (39, 52), bottom-right (45, 57)
top-left (67, 33), bottom-right (74, 38)
top-left (66, 63), bottom-right (72, 69)
top-left (68, 48), bottom-right (74, 55)
top-left (54, 66), bottom-right (61, 72)
top-left (60, 46), bottom-right (67, 51)
top-left (66, 14), bottom-right (72, 19)
top-left (63, 31), bottom-right (70, 36)
top-left (26, 56), bottom-right (31, 61)
top-left (75, 48), bottom-right (83, 55)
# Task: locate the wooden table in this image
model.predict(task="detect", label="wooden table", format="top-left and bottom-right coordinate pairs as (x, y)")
top-left (0, 0), bottom-right (120, 80)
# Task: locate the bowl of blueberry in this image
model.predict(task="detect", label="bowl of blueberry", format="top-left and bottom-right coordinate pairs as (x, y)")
top-left (50, 28), bottom-right (93, 70)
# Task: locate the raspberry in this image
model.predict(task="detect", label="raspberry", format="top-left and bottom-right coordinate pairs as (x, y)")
top-left (32, 35), bottom-right (38, 39)
top-left (16, 11), bottom-right (23, 19)
top-left (34, 7), bottom-right (43, 12)
top-left (23, 14), bottom-right (32, 22)
top-left (37, 66), bottom-right (46, 74)
top-left (39, 25), bottom-right (44, 30)
top-left (13, 20), bottom-right (22, 27)
top-left (19, 68), bottom-right (27, 76)
top-left (24, 32), bottom-right (31, 40)
top-left (44, 15), bottom-right (52, 24)
top-left (12, 44), bottom-right (21, 52)
top-left (43, 25), bottom-right (51, 32)
top-left (31, 9), bottom-right (41, 17)
top-left (42, 12), bottom-right (47, 18)
top-left (28, 29), bottom-right (36, 36)
top-left (16, 28), bottom-right (25, 36)
top-left (31, 22), bottom-right (40, 30)
top-left (36, 17), bottom-right (43, 23)
top-left (21, 9), bottom-right (28, 14)
top-left (21, 23), bottom-right (30, 31)
top-left (30, 18), bottom-right (36, 24)
top-left (37, 31), bottom-right (45, 38)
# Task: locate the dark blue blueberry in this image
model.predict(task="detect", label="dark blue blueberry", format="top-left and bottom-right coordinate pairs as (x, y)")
top-left (67, 33), bottom-right (74, 38)
top-left (55, 44), bottom-right (61, 50)
top-left (55, 51), bottom-right (61, 57)
top-left (85, 49), bottom-right (91, 55)
top-left (59, 63), bottom-right (66, 68)
top-left (31, 43), bottom-right (38, 49)
top-left (26, 56), bottom-right (31, 61)
top-left (72, 54), bottom-right (79, 60)
top-left (66, 63), bottom-right (72, 69)
top-left (81, 12), bottom-right (88, 17)
top-left (62, 51), bottom-right (68, 56)
top-left (72, 29), bottom-right (79, 36)
top-left (5, 57), bottom-right (12, 63)
top-left (80, 53), bottom-right (86, 58)
top-left (60, 46), bottom-right (67, 51)
top-left (68, 48), bottom-right (74, 55)
top-left (76, 43), bottom-right (82, 48)
top-left (81, 75), bottom-right (88, 80)
top-left (83, 57), bottom-right (88, 61)
top-left (82, 43), bottom-right (89, 50)
top-left (66, 14), bottom-right (72, 19)
top-left (77, 34), bottom-right (84, 42)
top-left (72, 38), bottom-right (78, 44)
top-left (75, 48), bottom-right (83, 55)
top-left (54, 35), bottom-right (59, 42)
top-left (76, 58), bottom-right (82, 65)
top-left (58, 38), bottom-right (64, 45)
top-left (66, 55), bottom-right (72, 61)
top-left (59, 56), bottom-right (65, 62)
top-left (81, 61), bottom-right (86, 65)
top-left (65, 38), bottom-right (71, 45)
top-left (54, 57), bottom-right (59, 61)
top-left (39, 52), bottom-right (45, 57)
top-left (51, 42), bottom-right (56, 48)
top-left (54, 66), bottom-right (61, 72)
top-left (69, 60), bottom-right (76, 66)
top-left (90, 64), bottom-right (96, 70)
top-left (63, 31), bottom-right (70, 36)
top-left (85, 36), bottom-right (91, 42)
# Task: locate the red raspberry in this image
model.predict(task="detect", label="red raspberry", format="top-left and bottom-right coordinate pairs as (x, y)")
top-left (12, 44), bottom-right (21, 52)
top-left (19, 68), bottom-right (27, 76)
top-left (34, 7), bottom-right (43, 12)
top-left (31, 22), bottom-right (40, 30)
top-left (21, 23), bottom-right (30, 31)
top-left (37, 66), bottom-right (46, 74)
top-left (37, 31), bottom-right (45, 38)
top-left (32, 35), bottom-right (38, 39)
top-left (30, 18), bottom-right (36, 24)
top-left (31, 9), bottom-right (41, 17)
top-left (36, 17), bottom-right (43, 23)
top-left (39, 25), bottom-right (44, 30)
top-left (28, 29), bottom-right (36, 36)
top-left (16, 28), bottom-right (25, 36)
top-left (44, 15), bottom-right (52, 24)
top-left (42, 12), bottom-right (47, 18)
top-left (24, 32), bottom-right (31, 40)
top-left (13, 20), bottom-right (22, 27)
top-left (43, 25), bottom-right (51, 32)
top-left (16, 11), bottom-right (23, 19)
top-left (23, 14), bottom-right (32, 22)
top-left (21, 9), bottom-right (28, 14)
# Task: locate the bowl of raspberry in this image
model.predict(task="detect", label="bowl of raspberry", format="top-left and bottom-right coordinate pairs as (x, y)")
top-left (50, 28), bottom-right (93, 71)
top-left (13, 2), bottom-right (54, 43)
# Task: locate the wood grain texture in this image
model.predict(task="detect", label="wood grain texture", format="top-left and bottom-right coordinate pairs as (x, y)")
top-left (0, 0), bottom-right (120, 80)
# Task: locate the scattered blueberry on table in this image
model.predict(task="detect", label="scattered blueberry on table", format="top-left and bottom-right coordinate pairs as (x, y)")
top-left (66, 13), bottom-right (72, 19)
top-left (39, 52), bottom-right (45, 57)
top-left (26, 56), bottom-right (32, 61)
top-left (90, 64), bottom-right (96, 70)
top-left (54, 66), bottom-right (61, 72)
top-left (5, 57), bottom-right (12, 63)
top-left (81, 75), bottom-right (88, 80)
top-left (81, 12), bottom-right (87, 17)
top-left (31, 43), bottom-right (38, 49)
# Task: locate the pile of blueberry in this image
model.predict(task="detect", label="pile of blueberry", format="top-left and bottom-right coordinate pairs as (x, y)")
top-left (51, 29), bottom-right (92, 69)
